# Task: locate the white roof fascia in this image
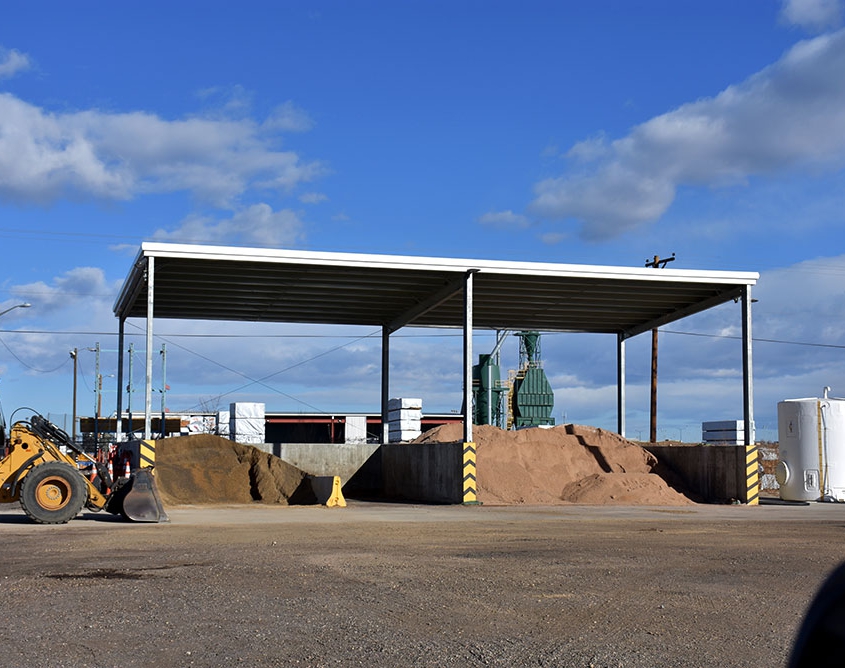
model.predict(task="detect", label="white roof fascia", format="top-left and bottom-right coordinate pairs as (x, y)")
top-left (137, 242), bottom-right (759, 286)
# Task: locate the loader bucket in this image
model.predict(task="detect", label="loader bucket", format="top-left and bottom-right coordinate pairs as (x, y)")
top-left (108, 469), bottom-right (170, 523)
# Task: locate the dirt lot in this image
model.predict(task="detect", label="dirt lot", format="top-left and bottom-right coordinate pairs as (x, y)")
top-left (0, 501), bottom-right (841, 668)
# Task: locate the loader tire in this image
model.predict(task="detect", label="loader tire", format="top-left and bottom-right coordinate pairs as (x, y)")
top-left (20, 461), bottom-right (87, 524)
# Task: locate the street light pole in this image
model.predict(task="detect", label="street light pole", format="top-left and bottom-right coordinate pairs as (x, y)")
top-left (0, 303), bottom-right (31, 318)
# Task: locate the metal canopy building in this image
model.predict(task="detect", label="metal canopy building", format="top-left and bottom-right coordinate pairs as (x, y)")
top-left (114, 242), bottom-right (759, 444)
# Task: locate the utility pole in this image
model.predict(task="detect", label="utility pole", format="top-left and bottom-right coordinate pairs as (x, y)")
top-left (127, 342), bottom-right (134, 438)
top-left (70, 348), bottom-right (78, 443)
top-left (97, 373), bottom-right (103, 419)
top-left (645, 253), bottom-right (675, 443)
top-left (91, 342), bottom-right (100, 447)
top-left (160, 344), bottom-right (167, 438)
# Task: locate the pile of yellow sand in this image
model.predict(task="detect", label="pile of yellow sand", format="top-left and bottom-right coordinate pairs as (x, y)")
top-left (154, 434), bottom-right (316, 506)
top-left (416, 423), bottom-right (693, 505)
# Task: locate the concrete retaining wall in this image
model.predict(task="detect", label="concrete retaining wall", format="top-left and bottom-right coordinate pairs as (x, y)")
top-left (256, 441), bottom-right (753, 505)
top-left (382, 442), bottom-right (463, 504)
top-left (646, 444), bottom-right (748, 503)
top-left (256, 442), bottom-right (381, 493)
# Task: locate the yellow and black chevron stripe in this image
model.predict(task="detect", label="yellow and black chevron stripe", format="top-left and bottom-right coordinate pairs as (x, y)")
top-left (463, 442), bottom-right (479, 504)
top-left (745, 443), bottom-right (759, 505)
top-left (139, 439), bottom-right (156, 469)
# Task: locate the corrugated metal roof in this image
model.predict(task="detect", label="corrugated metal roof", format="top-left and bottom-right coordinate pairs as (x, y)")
top-left (114, 243), bottom-right (758, 337)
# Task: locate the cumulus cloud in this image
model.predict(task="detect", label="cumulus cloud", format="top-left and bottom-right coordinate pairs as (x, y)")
top-left (540, 232), bottom-right (567, 245)
top-left (0, 93), bottom-right (323, 206)
top-left (263, 101), bottom-right (315, 133)
top-left (753, 255), bottom-right (845, 346)
top-left (299, 191), bottom-right (328, 204)
top-left (477, 210), bottom-right (530, 229)
top-left (0, 47), bottom-right (31, 78)
top-left (152, 203), bottom-right (305, 247)
top-left (781, 0), bottom-right (844, 31)
top-left (530, 29), bottom-right (845, 240)
top-left (12, 267), bottom-right (119, 312)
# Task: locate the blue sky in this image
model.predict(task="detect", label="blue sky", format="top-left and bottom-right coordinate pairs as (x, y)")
top-left (2, 0), bottom-right (845, 441)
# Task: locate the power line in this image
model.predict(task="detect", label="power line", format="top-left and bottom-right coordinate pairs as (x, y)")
top-left (0, 328), bottom-right (464, 339)
top-left (0, 227), bottom-right (145, 243)
top-left (0, 335), bottom-right (73, 373)
top-left (183, 328), bottom-right (385, 412)
top-left (662, 329), bottom-right (845, 350)
top-left (123, 321), bottom-right (384, 413)
top-left (4, 325), bottom-right (845, 350)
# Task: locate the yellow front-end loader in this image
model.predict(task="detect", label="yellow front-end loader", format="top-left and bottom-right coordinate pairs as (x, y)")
top-left (0, 412), bottom-right (168, 524)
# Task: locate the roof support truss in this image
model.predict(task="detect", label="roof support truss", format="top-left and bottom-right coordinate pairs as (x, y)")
top-left (620, 286), bottom-right (745, 340)
top-left (386, 274), bottom-right (468, 333)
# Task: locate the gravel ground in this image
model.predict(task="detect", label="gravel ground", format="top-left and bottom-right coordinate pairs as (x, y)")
top-left (0, 501), bottom-right (841, 668)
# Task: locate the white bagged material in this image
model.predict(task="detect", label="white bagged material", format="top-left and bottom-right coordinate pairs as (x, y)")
top-left (345, 415), bottom-right (368, 444)
top-left (388, 408), bottom-right (422, 422)
top-left (216, 411), bottom-right (230, 436)
top-left (387, 397), bottom-right (422, 411)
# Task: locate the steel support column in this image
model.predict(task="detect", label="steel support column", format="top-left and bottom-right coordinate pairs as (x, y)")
top-left (116, 317), bottom-right (125, 442)
top-left (463, 270), bottom-right (476, 444)
top-left (381, 325), bottom-right (390, 443)
top-left (741, 285), bottom-right (754, 446)
top-left (741, 285), bottom-right (759, 505)
top-left (144, 256), bottom-right (155, 440)
top-left (617, 333), bottom-right (626, 437)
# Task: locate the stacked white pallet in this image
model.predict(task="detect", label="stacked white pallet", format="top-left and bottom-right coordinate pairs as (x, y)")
top-left (229, 402), bottom-right (266, 444)
top-left (387, 397), bottom-right (422, 442)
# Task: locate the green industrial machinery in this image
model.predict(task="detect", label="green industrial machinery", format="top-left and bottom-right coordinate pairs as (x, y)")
top-left (472, 331), bottom-right (555, 429)
top-left (510, 331), bottom-right (555, 428)
top-left (472, 353), bottom-right (508, 427)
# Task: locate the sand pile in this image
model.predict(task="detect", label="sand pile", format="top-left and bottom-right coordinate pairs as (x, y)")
top-left (154, 434), bottom-right (316, 506)
top-left (415, 423), bottom-right (693, 505)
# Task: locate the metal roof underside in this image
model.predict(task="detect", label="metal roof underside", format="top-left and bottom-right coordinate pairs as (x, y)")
top-left (114, 243), bottom-right (759, 338)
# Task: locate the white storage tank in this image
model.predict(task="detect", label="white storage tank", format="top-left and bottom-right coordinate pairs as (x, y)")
top-left (777, 388), bottom-right (845, 502)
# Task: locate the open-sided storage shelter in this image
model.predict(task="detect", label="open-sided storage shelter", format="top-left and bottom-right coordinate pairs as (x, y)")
top-left (114, 242), bottom-right (758, 448)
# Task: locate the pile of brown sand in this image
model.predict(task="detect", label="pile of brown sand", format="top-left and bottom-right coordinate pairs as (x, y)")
top-left (154, 434), bottom-right (316, 506)
top-left (415, 423), bottom-right (693, 506)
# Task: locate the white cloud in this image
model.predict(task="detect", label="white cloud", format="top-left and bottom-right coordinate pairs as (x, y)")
top-left (263, 101), bottom-right (315, 133)
top-left (477, 210), bottom-right (530, 229)
top-left (0, 93), bottom-right (323, 206)
top-left (781, 0), bottom-right (844, 31)
top-left (540, 232), bottom-right (567, 245)
top-left (752, 255), bottom-right (845, 347)
top-left (152, 203), bottom-right (305, 247)
top-left (299, 191), bottom-right (328, 204)
top-left (530, 29), bottom-right (845, 240)
top-left (195, 84), bottom-right (254, 117)
top-left (0, 47), bottom-right (31, 78)
top-left (12, 267), bottom-right (118, 312)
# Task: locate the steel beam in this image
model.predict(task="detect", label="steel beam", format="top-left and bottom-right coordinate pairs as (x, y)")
top-left (386, 274), bottom-right (466, 333)
top-left (621, 288), bottom-right (745, 340)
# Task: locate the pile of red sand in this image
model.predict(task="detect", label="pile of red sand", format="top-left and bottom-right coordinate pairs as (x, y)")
top-left (154, 434), bottom-right (315, 506)
top-left (415, 423), bottom-right (693, 506)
